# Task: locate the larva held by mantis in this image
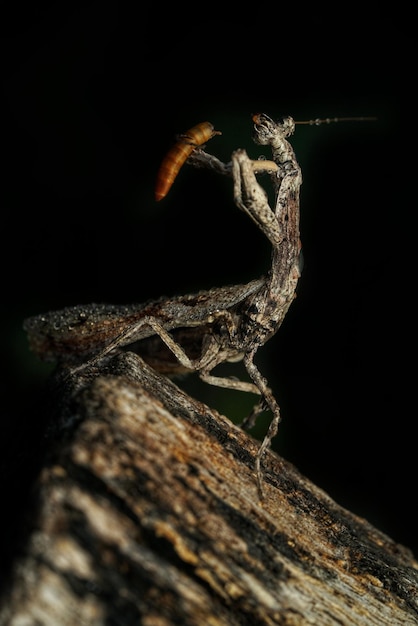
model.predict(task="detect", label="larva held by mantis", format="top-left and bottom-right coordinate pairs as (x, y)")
top-left (155, 121), bottom-right (221, 201)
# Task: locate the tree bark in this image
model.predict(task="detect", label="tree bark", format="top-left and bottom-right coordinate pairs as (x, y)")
top-left (1, 351), bottom-right (417, 625)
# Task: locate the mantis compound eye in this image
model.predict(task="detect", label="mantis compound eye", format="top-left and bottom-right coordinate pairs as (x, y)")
top-left (252, 113), bottom-right (275, 145)
top-left (252, 114), bottom-right (295, 144)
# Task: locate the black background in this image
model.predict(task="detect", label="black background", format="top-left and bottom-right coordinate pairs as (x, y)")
top-left (2, 2), bottom-right (416, 569)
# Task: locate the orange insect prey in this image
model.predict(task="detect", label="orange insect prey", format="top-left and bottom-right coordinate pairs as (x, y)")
top-left (155, 121), bottom-right (221, 201)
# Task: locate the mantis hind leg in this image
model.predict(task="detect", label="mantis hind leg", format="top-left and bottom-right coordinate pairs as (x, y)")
top-left (243, 352), bottom-right (282, 497)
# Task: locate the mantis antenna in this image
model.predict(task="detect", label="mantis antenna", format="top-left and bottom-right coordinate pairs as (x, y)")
top-left (295, 116), bottom-right (377, 126)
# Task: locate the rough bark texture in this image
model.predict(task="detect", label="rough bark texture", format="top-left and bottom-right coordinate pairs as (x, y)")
top-left (1, 351), bottom-right (417, 625)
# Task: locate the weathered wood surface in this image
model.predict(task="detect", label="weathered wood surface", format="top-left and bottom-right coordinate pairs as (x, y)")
top-left (1, 351), bottom-right (417, 625)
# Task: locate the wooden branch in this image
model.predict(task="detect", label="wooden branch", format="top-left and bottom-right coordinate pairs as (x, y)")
top-left (1, 351), bottom-right (418, 625)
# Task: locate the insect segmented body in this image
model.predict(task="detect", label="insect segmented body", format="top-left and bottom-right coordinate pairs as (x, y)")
top-left (25, 114), bottom-right (302, 497)
top-left (155, 121), bottom-right (221, 201)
